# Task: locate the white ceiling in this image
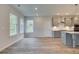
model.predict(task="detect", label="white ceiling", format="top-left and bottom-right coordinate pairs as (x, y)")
top-left (13, 4), bottom-right (79, 16)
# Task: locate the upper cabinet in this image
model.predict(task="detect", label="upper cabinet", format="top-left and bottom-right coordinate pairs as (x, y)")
top-left (65, 16), bottom-right (72, 26)
top-left (73, 16), bottom-right (79, 24)
top-left (53, 17), bottom-right (59, 26)
top-left (52, 15), bottom-right (79, 27)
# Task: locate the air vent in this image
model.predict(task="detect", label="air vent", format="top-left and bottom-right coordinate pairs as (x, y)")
top-left (74, 4), bottom-right (78, 6)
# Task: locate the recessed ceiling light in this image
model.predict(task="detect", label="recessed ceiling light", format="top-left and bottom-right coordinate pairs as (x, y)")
top-left (17, 4), bottom-right (21, 7)
top-left (35, 8), bottom-right (38, 10)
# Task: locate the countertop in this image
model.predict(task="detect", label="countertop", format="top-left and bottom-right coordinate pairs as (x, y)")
top-left (51, 26), bottom-right (74, 31)
top-left (51, 26), bottom-right (79, 34)
top-left (63, 31), bottom-right (79, 34)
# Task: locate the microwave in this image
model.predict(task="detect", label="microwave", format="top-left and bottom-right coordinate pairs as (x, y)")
top-left (74, 24), bottom-right (79, 31)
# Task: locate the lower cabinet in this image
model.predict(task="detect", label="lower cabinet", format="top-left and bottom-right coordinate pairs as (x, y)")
top-left (61, 32), bottom-right (73, 47)
top-left (61, 32), bottom-right (79, 47)
top-left (61, 31), bottom-right (66, 45)
top-left (52, 31), bottom-right (61, 38)
top-left (66, 33), bottom-right (73, 47)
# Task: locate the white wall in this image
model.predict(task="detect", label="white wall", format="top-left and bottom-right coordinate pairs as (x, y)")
top-left (24, 16), bottom-right (52, 37)
top-left (0, 5), bottom-right (24, 51)
top-left (34, 16), bottom-right (52, 37)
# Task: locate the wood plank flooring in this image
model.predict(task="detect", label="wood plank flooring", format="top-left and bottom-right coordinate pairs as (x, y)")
top-left (0, 37), bottom-right (79, 54)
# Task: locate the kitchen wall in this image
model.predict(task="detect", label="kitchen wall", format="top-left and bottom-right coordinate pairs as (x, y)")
top-left (0, 5), bottom-right (24, 51)
top-left (24, 16), bottom-right (52, 37)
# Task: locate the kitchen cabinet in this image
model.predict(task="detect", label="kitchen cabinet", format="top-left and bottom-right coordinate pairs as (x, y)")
top-left (52, 31), bottom-right (61, 38)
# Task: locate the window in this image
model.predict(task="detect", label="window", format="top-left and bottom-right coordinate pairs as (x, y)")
top-left (26, 20), bottom-right (33, 33)
top-left (10, 13), bottom-right (18, 36)
top-left (20, 18), bottom-right (24, 33)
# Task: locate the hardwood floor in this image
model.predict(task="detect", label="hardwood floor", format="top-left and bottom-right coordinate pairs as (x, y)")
top-left (0, 37), bottom-right (79, 54)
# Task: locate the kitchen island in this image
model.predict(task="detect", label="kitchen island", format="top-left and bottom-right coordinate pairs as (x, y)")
top-left (61, 31), bottom-right (79, 48)
top-left (51, 26), bottom-right (79, 48)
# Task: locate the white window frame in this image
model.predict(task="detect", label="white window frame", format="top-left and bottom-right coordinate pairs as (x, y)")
top-left (10, 13), bottom-right (18, 36)
top-left (26, 20), bottom-right (34, 33)
top-left (20, 18), bottom-right (24, 33)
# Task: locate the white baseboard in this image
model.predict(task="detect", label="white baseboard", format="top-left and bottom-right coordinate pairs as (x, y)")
top-left (0, 37), bottom-right (22, 52)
